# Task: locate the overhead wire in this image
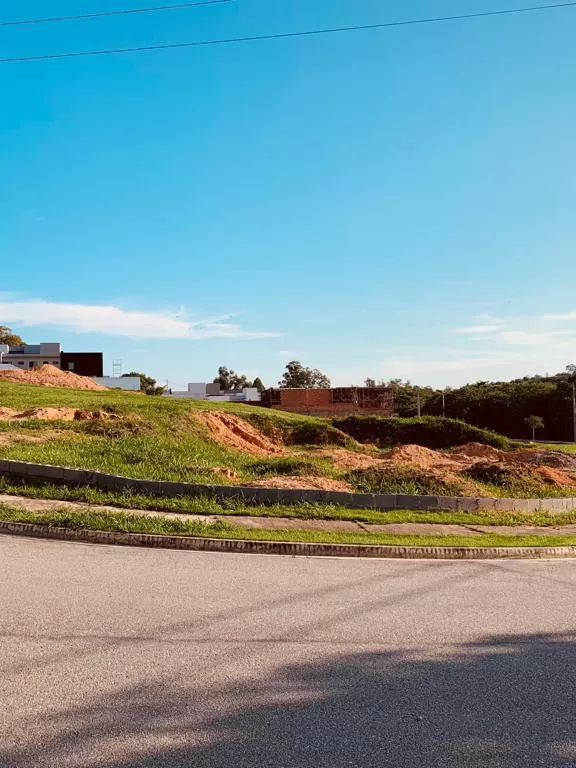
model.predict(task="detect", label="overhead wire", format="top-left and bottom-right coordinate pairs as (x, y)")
top-left (1, 1), bottom-right (575, 63)
top-left (0, 0), bottom-right (232, 27)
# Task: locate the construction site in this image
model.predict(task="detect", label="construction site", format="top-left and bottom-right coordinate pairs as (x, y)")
top-left (260, 386), bottom-right (395, 417)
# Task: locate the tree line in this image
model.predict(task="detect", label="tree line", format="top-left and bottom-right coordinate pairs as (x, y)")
top-left (364, 367), bottom-right (576, 441)
top-left (3, 323), bottom-right (573, 436)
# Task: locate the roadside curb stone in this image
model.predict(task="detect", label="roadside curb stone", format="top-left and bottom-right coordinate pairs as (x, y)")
top-left (2, 520), bottom-right (576, 560)
top-left (1, 459), bottom-right (576, 514)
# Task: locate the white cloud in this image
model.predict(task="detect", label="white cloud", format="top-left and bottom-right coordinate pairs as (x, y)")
top-left (500, 330), bottom-right (576, 345)
top-left (0, 300), bottom-right (279, 340)
top-left (452, 324), bottom-right (503, 334)
top-left (541, 310), bottom-right (576, 322)
top-left (452, 313), bottom-right (506, 334)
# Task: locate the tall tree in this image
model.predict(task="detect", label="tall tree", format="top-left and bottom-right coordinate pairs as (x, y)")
top-left (213, 366), bottom-right (252, 391)
top-left (0, 326), bottom-right (24, 346)
top-left (252, 377), bottom-right (265, 392)
top-left (279, 361), bottom-right (331, 389)
top-left (524, 415), bottom-right (544, 441)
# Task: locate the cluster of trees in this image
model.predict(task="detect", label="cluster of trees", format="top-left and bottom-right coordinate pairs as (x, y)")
top-left (278, 361), bottom-right (330, 389)
top-left (0, 326), bottom-right (24, 346)
top-left (364, 367), bottom-right (576, 441)
top-left (213, 366), bottom-right (265, 393)
top-left (213, 361), bottom-right (331, 391)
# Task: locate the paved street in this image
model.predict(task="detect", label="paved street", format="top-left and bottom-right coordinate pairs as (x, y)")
top-left (1, 535), bottom-right (576, 767)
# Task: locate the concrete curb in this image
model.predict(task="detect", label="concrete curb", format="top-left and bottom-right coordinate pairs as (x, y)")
top-left (2, 520), bottom-right (576, 560)
top-left (2, 458), bottom-right (576, 514)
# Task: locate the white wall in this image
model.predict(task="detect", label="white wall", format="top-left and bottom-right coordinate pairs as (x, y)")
top-left (188, 382), bottom-right (207, 394)
top-left (92, 376), bottom-right (141, 391)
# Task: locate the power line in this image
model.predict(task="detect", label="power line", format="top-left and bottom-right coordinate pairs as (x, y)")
top-left (1, 1), bottom-right (575, 64)
top-left (0, 0), bottom-right (231, 28)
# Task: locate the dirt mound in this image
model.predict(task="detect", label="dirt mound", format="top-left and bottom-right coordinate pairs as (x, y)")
top-left (536, 466), bottom-right (576, 486)
top-left (0, 364), bottom-right (106, 390)
top-left (387, 444), bottom-right (461, 470)
top-left (510, 449), bottom-right (576, 471)
top-left (0, 407), bottom-right (116, 422)
top-left (196, 412), bottom-right (284, 456)
top-left (451, 442), bottom-right (505, 461)
top-left (315, 448), bottom-right (385, 470)
top-left (248, 475), bottom-right (352, 491)
top-left (466, 461), bottom-right (576, 490)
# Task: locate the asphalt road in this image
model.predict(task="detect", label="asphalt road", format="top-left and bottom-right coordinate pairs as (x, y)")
top-left (1, 536), bottom-right (576, 767)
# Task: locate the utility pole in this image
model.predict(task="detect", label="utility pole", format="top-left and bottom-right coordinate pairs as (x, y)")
top-left (572, 382), bottom-right (576, 443)
top-left (416, 391), bottom-right (421, 418)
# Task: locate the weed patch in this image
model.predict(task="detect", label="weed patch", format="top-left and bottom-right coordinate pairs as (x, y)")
top-left (346, 465), bottom-right (467, 496)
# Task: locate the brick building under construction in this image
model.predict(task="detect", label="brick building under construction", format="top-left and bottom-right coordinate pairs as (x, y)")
top-left (260, 386), bottom-right (395, 417)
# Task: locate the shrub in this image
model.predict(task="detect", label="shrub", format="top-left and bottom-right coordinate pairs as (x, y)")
top-left (245, 413), bottom-right (349, 446)
top-left (333, 416), bottom-right (510, 450)
top-left (286, 423), bottom-right (349, 446)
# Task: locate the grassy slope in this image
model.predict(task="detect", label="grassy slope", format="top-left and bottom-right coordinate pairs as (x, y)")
top-left (2, 503), bottom-right (576, 548)
top-left (0, 381), bottom-right (338, 483)
top-left (1, 381), bottom-right (574, 501)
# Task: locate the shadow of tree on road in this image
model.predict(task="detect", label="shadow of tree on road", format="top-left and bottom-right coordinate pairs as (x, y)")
top-left (2, 631), bottom-right (576, 767)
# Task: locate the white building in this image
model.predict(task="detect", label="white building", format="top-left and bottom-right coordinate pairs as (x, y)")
top-left (165, 382), bottom-right (261, 402)
top-left (1, 343), bottom-right (62, 369)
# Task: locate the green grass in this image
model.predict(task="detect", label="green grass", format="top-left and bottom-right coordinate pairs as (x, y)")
top-left (536, 443), bottom-right (576, 454)
top-left (2, 477), bottom-right (576, 527)
top-left (0, 382), bottom-right (353, 484)
top-left (344, 465), bottom-right (467, 496)
top-left (2, 503), bottom-right (576, 548)
top-left (1, 381), bottom-right (574, 501)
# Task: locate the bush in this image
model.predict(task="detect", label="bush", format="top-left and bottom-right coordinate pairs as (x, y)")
top-left (346, 466), bottom-right (466, 496)
top-left (245, 413), bottom-right (349, 446)
top-left (333, 416), bottom-right (510, 450)
top-left (286, 423), bottom-right (349, 446)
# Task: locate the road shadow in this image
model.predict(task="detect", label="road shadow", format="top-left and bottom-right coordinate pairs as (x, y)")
top-left (2, 630), bottom-right (576, 767)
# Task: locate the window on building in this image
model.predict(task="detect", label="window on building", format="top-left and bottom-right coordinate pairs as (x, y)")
top-left (29, 361), bottom-right (35, 368)
top-left (68, 362), bottom-right (75, 371)
top-left (18, 361), bottom-right (24, 366)
top-left (52, 361), bottom-right (59, 365)
top-left (43, 361), bottom-right (49, 364)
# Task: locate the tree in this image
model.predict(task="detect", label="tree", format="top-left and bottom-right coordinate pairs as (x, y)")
top-left (524, 415), bottom-right (544, 442)
top-left (252, 377), bottom-right (265, 392)
top-left (279, 361), bottom-right (331, 389)
top-left (123, 371), bottom-right (164, 396)
top-left (0, 326), bottom-right (24, 346)
top-left (364, 378), bottom-right (377, 388)
top-left (213, 366), bottom-right (252, 391)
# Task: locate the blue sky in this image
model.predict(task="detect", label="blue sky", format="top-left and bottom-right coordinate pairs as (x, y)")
top-left (1, 0), bottom-right (575, 389)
